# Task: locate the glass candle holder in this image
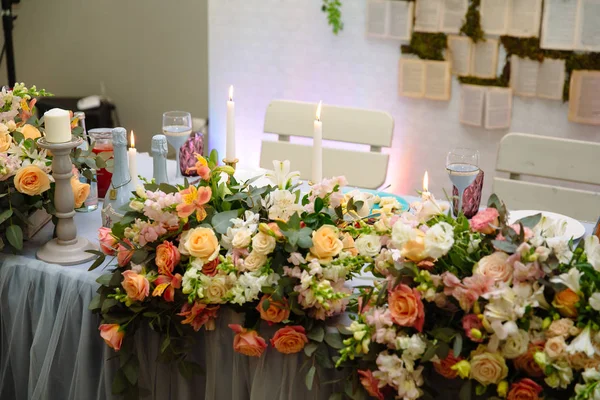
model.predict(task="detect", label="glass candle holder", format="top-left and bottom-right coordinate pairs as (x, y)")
top-left (453, 170), bottom-right (484, 218)
top-left (89, 128), bottom-right (114, 199)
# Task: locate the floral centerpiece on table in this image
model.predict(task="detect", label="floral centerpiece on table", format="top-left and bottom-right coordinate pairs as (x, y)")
top-left (0, 83), bottom-right (98, 252)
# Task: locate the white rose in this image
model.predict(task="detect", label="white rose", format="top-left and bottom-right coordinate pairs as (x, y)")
top-left (204, 275), bottom-right (229, 303)
top-left (129, 200), bottom-right (144, 212)
top-left (252, 232), bottom-right (276, 255)
top-left (590, 293), bottom-right (600, 311)
top-left (232, 228), bottom-right (252, 249)
top-left (475, 252), bottom-right (512, 283)
top-left (501, 329), bottom-right (529, 359)
top-left (424, 222), bottom-right (454, 259)
top-left (355, 234), bottom-right (382, 257)
top-left (243, 251), bottom-right (267, 272)
top-left (390, 221), bottom-right (416, 249)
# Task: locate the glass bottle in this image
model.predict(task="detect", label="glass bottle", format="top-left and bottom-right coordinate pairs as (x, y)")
top-left (89, 128), bottom-right (114, 199)
top-left (74, 112), bottom-right (99, 212)
top-left (152, 134), bottom-right (169, 184)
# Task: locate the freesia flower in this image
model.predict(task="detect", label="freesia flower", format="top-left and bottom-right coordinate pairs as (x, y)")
top-left (176, 185), bottom-right (212, 221)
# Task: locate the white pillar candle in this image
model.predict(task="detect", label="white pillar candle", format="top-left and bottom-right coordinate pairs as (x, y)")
top-left (226, 85), bottom-right (236, 160)
top-left (312, 101), bottom-right (323, 183)
top-left (422, 171), bottom-right (431, 201)
top-left (44, 108), bottom-right (72, 143)
top-left (128, 131), bottom-right (138, 187)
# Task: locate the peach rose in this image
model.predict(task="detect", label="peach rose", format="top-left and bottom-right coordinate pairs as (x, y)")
top-left (341, 233), bottom-right (359, 256)
top-left (121, 270), bottom-right (149, 302)
top-left (117, 240), bottom-right (134, 267)
top-left (155, 240), bottom-right (180, 276)
top-left (475, 252), bottom-right (512, 283)
top-left (257, 295), bottom-right (290, 324)
top-left (0, 131), bottom-right (11, 152)
top-left (545, 336), bottom-right (566, 359)
top-left (13, 165), bottom-right (51, 196)
top-left (229, 324), bottom-right (268, 357)
top-left (434, 350), bottom-right (463, 379)
top-left (252, 232), bottom-right (277, 255)
top-left (470, 351), bottom-right (508, 385)
top-left (243, 251), bottom-right (267, 272)
top-left (99, 324), bottom-right (125, 351)
top-left (98, 227), bottom-right (117, 255)
top-left (553, 288), bottom-right (579, 318)
top-left (514, 344), bottom-right (544, 377)
top-left (309, 225), bottom-right (343, 262)
top-left (180, 227), bottom-right (220, 263)
top-left (358, 370), bottom-right (385, 400)
top-left (507, 379), bottom-right (542, 400)
top-left (70, 176), bottom-right (90, 208)
top-left (21, 124), bottom-right (41, 140)
top-left (546, 318), bottom-right (574, 339)
top-left (402, 230), bottom-right (427, 262)
top-left (470, 208), bottom-right (499, 235)
top-left (388, 284), bottom-right (425, 332)
top-left (270, 325), bottom-right (308, 354)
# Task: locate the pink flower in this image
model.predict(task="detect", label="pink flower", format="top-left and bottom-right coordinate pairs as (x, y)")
top-left (178, 302), bottom-right (219, 331)
top-left (229, 324), bottom-right (268, 357)
top-left (152, 273), bottom-right (182, 302)
top-left (121, 270), bottom-right (150, 302)
top-left (98, 227), bottom-right (117, 255)
top-left (358, 370), bottom-right (385, 400)
top-left (470, 208), bottom-right (499, 234)
top-left (463, 273), bottom-right (494, 296)
top-left (99, 324), bottom-right (125, 351)
top-left (138, 223), bottom-right (167, 246)
top-left (443, 272), bottom-right (493, 312)
top-left (365, 308), bottom-right (394, 330)
top-left (462, 314), bottom-right (484, 342)
top-left (513, 261), bottom-right (544, 282)
top-left (117, 239), bottom-right (135, 267)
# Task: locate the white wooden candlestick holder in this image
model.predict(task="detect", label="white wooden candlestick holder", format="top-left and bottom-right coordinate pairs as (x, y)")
top-left (36, 136), bottom-right (98, 265)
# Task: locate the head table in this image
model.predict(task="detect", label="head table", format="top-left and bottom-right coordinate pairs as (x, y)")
top-left (0, 153), bottom-right (594, 400)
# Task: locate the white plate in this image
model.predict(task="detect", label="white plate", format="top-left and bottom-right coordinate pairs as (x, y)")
top-left (508, 210), bottom-right (586, 240)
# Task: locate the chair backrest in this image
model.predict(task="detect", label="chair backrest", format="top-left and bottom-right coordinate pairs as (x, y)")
top-left (260, 100), bottom-right (394, 189)
top-left (493, 133), bottom-right (600, 221)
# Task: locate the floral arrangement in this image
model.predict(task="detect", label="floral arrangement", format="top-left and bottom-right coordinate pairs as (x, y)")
top-left (92, 152), bottom-right (599, 400)
top-left (0, 83), bottom-right (98, 251)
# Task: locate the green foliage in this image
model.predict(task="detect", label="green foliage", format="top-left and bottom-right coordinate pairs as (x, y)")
top-left (460, 0), bottom-right (484, 42)
top-left (401, 33), bottom-right (447, 61)
top-left (322, 0), bottom-right (344, 35)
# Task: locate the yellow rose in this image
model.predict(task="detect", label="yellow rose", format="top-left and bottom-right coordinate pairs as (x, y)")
top-left (71, 177), bottom-right (90, 208)
top-left (0, 132), bottom-right (11, 152)
top-left (309, 225), bottom-right (343, 262)
top-left (14, 165), bottom-right (51, 196)
top-left (179, 227), bottom-right (220, 263)
top-left (21, 124), bottom-right (41, 140)
top-left (470, 351), bottom-right (508, 386)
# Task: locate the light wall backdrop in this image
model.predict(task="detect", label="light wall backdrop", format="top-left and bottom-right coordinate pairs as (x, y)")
top-left (1, 0), bottom-right (209, 153)
top-left (208, 0), bottom-right (599, 199)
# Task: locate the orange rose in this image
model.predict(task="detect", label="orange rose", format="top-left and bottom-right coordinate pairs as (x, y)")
top-left (21, 124), bottom-right (41, 140)
top-left (98, 227), bottom-right (117, 255)
top-left (388, 284), bottom-right (425, 332)
top-left (229, 324), bottom-right (267, 357)
top-left (434, 350), bottom-right (463, 379)
top-left (514, 344), bottom-right (545, 377)
top-left (155, 240), bottom-right (180, 276)
top-left (13, 165), bottom-right (51, 196)
top-left (553, 288), bottom-right (579, 318)
top-left (358, 370), bottom-right (384, 400)
top-left (70, 176), bottom-right (90, 208)
top-left (121, 270), bottom-right (149, 302)
top-left (0, 131), bottom-right (11, 152)
top-left (202, 258), bottom-right (220, 277)
top-left (309, 225), bottom-right (343, 262)
top-left (257, 295), bottom-right (290, 324)
top-left (270, 325), bottom-right (308, 354)
top-left (99, 324), bottom-right (125, 351)
top-left (507, 379), bottom-right (543, 400)
top-left (341, 233), bottom-right (359, 256)
top-left (117, 240), bottom-right (134, 267)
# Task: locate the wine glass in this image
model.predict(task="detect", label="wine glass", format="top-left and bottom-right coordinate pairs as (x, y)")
top-left (162, 111), bottom-right (192, 179)
top-left (446, 148), bottom-right (480, 216)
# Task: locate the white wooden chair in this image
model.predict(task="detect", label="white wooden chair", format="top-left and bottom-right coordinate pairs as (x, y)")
top-left (494, 133), bottom-right (600, 221)
top-left (260, 100), bottom-right (394, 189)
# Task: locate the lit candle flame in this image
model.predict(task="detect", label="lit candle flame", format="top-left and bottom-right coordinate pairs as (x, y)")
top-left (316, 101), bottom-right (322, 122)
top-left (130, 130), bottom-right (135, 148)
top-left (229, 85), bottom-right (234, 102)
top-left (423, 171), bottom-right (429, 193)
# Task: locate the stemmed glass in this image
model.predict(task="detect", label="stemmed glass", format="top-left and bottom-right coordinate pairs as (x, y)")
top-left (162, 111), bottom-right (192, 179)
top-left (446, 148), bottom-right (480, 216)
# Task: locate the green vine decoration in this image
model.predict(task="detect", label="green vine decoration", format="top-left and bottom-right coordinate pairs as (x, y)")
top-left (458, 62), bottom-right (510, 87)
top-left (322, 0), bottom-right (343, 35)
top-left (460, 0), bottom-right (484, 43)
top-left (401, 32), bottom-right (447, 61)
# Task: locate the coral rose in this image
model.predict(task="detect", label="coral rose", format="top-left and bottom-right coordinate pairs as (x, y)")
top-left (117, 240), bottom-right (134, 267)
top-left (99, 324), bottom-right (125, 351)
top-left (309, 225), bottom-right (344, 262)
top-left (0, 131), bottom-right (11, 152)
top-left (434, 350), bottom-right (463, 379)
top-left (98, 227), bottom-right (117, 255)
top-left (507, 378), bottom-right (543, 400)
top-left (13, 165), bottom-right (50, 196)
top-left (229, 324), bottom-right (268, 357)
top-left (358, 370), bottom-right (385, 400)
top-left (270, 325), bottom-right (308, 354)
top-left (257, 295), bottom-right (290, 324)
top-left (70, 176), bottom-right (90, 208)
top-left (180, 227), bottom-right (220, 263)
top-left (553, 288), bottom-right (579, 318)
top-left (155, 240), bottom-right (180, 276)
top-left (121, 270), bottom-right (149, 302)
top-left (21, 124), bottom-right (41, 140)
top-left (470, 208), bottom-right (499, 235)
top-left (470, 350), bottom-right (508, 386)
top-left (475, 252), bottom-right (512, 283)
top-left (388, 284), bottom-right (425, 332)
top-left (202, 258), bottom-right (219, 277)
top-left (514, 344), bottom-right (545, 377)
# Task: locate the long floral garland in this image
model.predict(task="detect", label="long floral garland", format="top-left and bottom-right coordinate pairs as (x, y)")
top-left (92, 152), bottom-right (600, 400)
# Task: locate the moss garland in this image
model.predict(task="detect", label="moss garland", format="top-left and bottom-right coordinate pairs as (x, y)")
top-left (400, 32), bottom-right (447, 61)
top-left (460, 0), bottom-right (484, 43)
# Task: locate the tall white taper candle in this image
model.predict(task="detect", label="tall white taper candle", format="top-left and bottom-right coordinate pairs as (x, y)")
top-left (128, 131), bottom-right (138, 187)
top-left (226, 85), bottom-right (236, 160)
top-left (312, 101), bottom-right (323, 183)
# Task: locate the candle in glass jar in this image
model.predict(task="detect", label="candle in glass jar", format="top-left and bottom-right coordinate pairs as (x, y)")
top-left (44, 108), bottom-right (72, 143)
top-left (312, 101), bottom-right (323, 183)
top-left (226, 85), bottom-right (236, 160)
top-left (128, 131), bottom-right (138, 187)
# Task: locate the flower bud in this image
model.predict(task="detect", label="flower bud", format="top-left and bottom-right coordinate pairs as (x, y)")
top-left (497, 381), bottom-right (508, 398)
top-left (451, 360), bottom-right (471, 379)
top-left (470, 328), bottom-right (483, 340)
top-left (542, 317), bottom-right (552, 330)
top-left (533, 351), bottom-right (548, 367)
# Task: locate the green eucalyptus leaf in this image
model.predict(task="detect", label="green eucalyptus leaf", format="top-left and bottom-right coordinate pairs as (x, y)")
top-left (305, 366), bottom-right (316, 390)
top-left (324, 332), bottom-right (344, 349)
top-left (0, 209), bottom-right (13, 225)
top-left (6, 224), bottom-right (23, 250)
top-left (516, 213), bottom-right (542, 229)
top-left (453, 333), bottom-right (463, 357)
top-left (304, 342), bottom-right (319, 357)
top-left (211, 210), bottom-right (241, 234)
top-left (307, 325), bottom-right (325, 342)
top-left (491, 240), bottom-right (517, 254)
